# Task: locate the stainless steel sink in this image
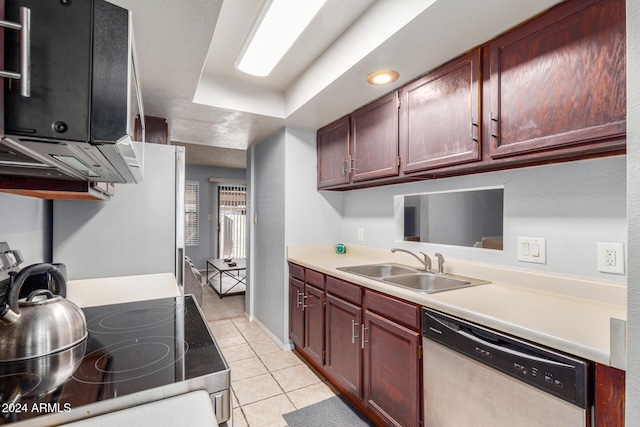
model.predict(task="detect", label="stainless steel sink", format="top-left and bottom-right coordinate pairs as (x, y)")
top-left (338, 263), bottom-right (489, 294)
top-left (337, 263), bottom-right (419, 278)
top-left (383, 273), bottom-right (489, 294)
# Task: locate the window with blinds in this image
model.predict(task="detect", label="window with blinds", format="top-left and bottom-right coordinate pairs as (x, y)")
top-left (218, 183), bottom-right (246, 259)
top-left (185, 181), bottom-right (199, 246)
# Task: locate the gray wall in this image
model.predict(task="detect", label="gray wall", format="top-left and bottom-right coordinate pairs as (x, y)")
top-left (248, 127), bottom-right (343, 347)
top-left (0, 193), bottom-right (52, 265)
top-left (285, 128), bottom-right (343, 245)
top-left (251, 129), bottom-right (287, 343)
top-left (184, 165), bottom-right (246, 270)
top-left (53, 144), bottom-right (178, 280)
top-left (626, 0), bottom-right (639, 422)
top-left (342, 156), bottom-right (626, 282)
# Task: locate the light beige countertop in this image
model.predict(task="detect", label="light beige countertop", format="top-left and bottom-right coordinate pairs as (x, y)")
top-left (287, 244), bottom-right (627, 368)
top-left (67, 272), bottom-right (180, 308)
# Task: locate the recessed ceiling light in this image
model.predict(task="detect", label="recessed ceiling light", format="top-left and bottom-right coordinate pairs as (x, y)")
top-left (235, 0), bottom-right (328, 77)
top-left (366, 69), bottom-right (400, 85)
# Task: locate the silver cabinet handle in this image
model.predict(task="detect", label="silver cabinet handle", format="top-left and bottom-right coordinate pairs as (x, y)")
top-left (342, 155), bottom-right (355, 175)
top-left (19, 6), bottom-right (31, 97)
top-left (351, 319), bottom-right (359, 344)
top-left (0, 7), bottom-right (31, 97)
top-left (296, 290), bottom-right (302, 308)
top-left (361, 323), bottom-right (368, 349)
top-left (301, 294), bottom-right (308, 311)
top-left (470, 118), bottom-right (478, 144)
top-left (488, 112), bottom-right (498, 142)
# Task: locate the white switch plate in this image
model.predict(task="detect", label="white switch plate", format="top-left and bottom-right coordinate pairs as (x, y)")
top-left (517, 237), bottom-right (546, 264)
top-left (597, 242), bottom-right (625, 274)
top-left (357, 228), bottom-right (364, 242)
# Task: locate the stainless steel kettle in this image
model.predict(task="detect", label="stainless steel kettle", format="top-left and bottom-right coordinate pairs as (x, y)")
top-left (0, 263), bottom-right (87, 361)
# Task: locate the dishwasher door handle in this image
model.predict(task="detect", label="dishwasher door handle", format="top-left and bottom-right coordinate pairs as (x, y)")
top-left (456, 329), bottom-right (575, 369)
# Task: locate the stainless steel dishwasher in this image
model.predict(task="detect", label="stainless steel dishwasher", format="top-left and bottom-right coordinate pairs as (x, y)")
top-left (422, 308), bottom-right (592, 427)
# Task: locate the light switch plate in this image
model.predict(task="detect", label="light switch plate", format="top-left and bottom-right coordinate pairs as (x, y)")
top-left (357, 228), bottom-right (364, 242)
top-left (597, 242), bottom-right (625, 274)
top-left (517, 237), bottom-right (546, 264)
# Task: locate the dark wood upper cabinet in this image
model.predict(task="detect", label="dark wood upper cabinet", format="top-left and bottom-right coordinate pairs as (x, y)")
top-left (350, 92), bottom-right (399, 182)
top-left (488, 0), bottom-right (626, 159)
top-left (317, 0), bottom-right (626, 190)
top-left (317, 116), bottom-right (350, 189)
top-left (400, 50), bottom-right (481, 173)
top-left (135, 115), bottom-right (169, 144)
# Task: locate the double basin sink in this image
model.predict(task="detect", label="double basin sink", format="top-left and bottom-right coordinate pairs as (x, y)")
top-left (337, 263), bottom-right (490, 294)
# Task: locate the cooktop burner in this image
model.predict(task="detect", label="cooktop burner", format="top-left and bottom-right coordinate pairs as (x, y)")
top-left (0, 296), bottom-right (229, 425)
top-left (72, 335), bottom-right (189, 384)
top-left (85, 303), bottom-right (187, 334)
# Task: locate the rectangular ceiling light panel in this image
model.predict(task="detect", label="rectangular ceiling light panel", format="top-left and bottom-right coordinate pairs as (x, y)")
top-left (236, 0), bottom-right (328, 76)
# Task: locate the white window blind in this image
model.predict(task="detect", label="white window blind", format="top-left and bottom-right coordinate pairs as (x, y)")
top-left (185, 181), bottom-right (199, 246)
top-left (218, 183), bottom-right (247, 258)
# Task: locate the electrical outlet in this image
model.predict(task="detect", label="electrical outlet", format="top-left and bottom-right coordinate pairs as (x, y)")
top-left (597, 242), bottom-right (625, 274)
top-left (517, 237), bottom-right (546, 264)
top-left (357, 228), bottom-right (364, 242)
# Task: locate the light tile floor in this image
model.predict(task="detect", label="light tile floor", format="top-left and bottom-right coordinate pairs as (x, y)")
top-left (200, 278), bottom-right (338, 427)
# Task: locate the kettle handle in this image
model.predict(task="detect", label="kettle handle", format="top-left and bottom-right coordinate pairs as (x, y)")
top-left (6, 264), bottom-right (67, 318)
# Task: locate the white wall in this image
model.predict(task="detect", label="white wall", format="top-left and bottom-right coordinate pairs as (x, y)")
top-left (626, 0), bottom-right (639, 422)
top-left (0, 193), bottom-right (51, 265)
top-left (342, 156), bottom-right (627, 282)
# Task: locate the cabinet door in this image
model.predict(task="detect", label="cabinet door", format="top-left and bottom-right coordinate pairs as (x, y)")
top-left (317, 116), bottom-right (350, 189)
top-left (400, 50), bottom-right (481, 173)
top-left (303, 284), bottom-right (324, 366)
top-left (594, 363), bottom-right (625, 427)
top-left (1, 0), bottom-right (5, 137)
top-left (364, 310), bottom-right (421, 427)
top-left (489, 0), bottom-right (626, 159)
top-left (288, 277), bottom-right (305, 349)
top-left (325, 293), bottom-right (362, 398)
top-left (350, 92), bottom-right (399, 182)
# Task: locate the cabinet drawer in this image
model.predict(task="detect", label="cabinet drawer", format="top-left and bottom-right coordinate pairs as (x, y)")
top-left (326, 276), bottom-right (361, 305)
top-left (364, 290), bottom-right (420, 330)
top-left (288, 263), bottom-right (304, 281)
top-left (305, 269), bottom-right (325, 289)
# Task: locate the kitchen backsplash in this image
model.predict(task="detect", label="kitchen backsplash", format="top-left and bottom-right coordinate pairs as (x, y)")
top-left (0, 193), bottom-right (52, 265)
top-left (341, 155), bottom-right (627, 283)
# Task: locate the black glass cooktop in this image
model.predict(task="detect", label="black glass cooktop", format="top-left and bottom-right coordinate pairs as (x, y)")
top-left (0, 295), bottom-right (228, 424)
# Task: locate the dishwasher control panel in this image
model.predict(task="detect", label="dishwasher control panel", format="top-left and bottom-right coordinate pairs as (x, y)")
top-left (422, 308), bottom-right (591, 409)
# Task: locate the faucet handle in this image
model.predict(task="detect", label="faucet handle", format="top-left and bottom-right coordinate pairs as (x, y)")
top-left (419, 252), bottom-right (432, 272)
top-left (434, 252), bottom-right (445, 274)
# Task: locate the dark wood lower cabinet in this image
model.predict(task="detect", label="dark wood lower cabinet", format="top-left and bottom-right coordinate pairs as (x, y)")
top-left (364, 310), bottom-right (421, 427)
top-left (325, 293), bottom-right (363, 398)
top-left (288, 277), bottom-right (304, 348)
top-left (290, 266), bottom-right (422, 427)
top-left (291, 265), bottom-right (624, 427)
top-left (594, 363), bottom-right (625, 427)
top-left (303, 284), bottom-right (324, 366)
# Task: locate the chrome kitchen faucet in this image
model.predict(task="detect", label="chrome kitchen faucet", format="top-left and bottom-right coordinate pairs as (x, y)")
top-left (391, 248), bottom-right (431, 272)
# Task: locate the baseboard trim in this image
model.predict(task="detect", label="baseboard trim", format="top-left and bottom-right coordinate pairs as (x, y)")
top-left (250, 317), bottom-right (294, 351)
